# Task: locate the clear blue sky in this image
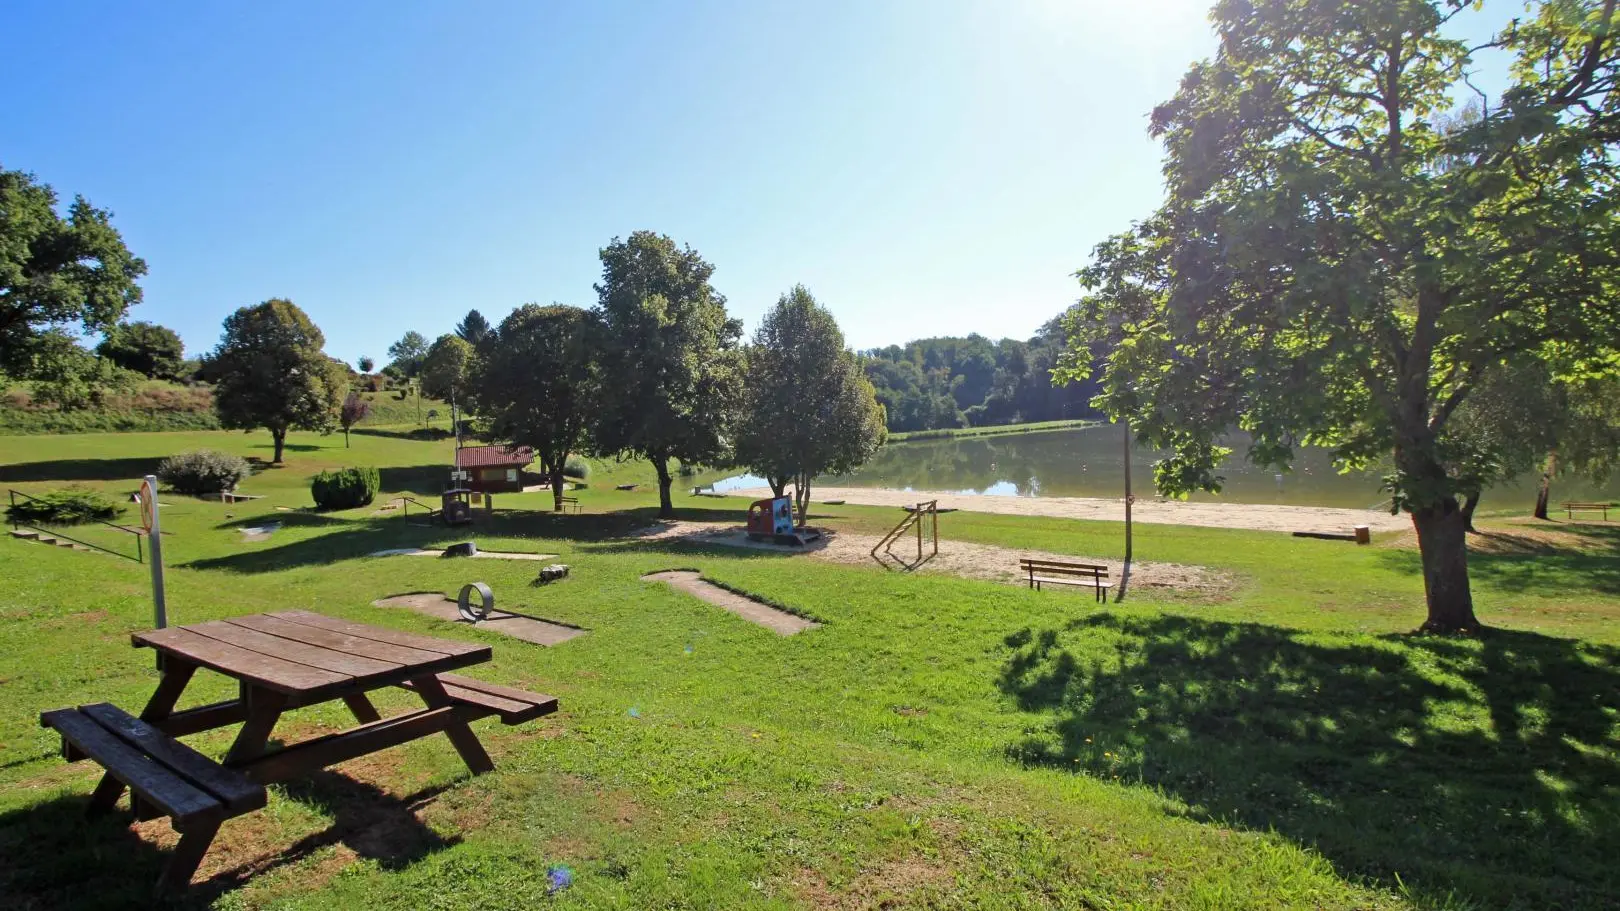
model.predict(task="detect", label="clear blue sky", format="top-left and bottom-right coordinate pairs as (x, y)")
top-left (2, 1), bottom-right (1505, 366)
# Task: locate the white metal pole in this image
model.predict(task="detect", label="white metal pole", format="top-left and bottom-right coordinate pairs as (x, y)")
top-left (144, 475), bottom-right (168, 628)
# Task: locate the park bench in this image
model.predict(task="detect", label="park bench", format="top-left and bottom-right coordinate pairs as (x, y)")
top-left (1019, 558), bottom-right (1112, 602)
top-left (40, 702), bottom-right (267, 894)
top-left (557, 496), bottom-right (581, 514)
top-left (1563, 501), bottom-right (1614, 521)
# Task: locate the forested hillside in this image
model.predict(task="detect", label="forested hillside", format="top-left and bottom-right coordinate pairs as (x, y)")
top-left (861, 316), bottom-right (1098, 432)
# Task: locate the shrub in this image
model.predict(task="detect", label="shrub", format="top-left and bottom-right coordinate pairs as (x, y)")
top-left (158, 449), bottom-right (251, 495)
top-left (311, 466), bottom-right (380, 510)
top-left (563, 455), bottom-right (591, 480)
top-left (5, 487), bottom-right (121, 526)
top-left (677, 461), bottom-right (699, 477)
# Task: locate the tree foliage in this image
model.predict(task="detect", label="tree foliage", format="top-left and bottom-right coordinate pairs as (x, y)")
top-left (22, 331), bottom-right (141, 410)
top-left (591, 231), bottom-right (743, 517)
top-left (470, 304), bottom-right (597, 510)
top-left (339, 390), bottom-right (371, 447)
top-left (208, 299), bottom-right (346, 463)
top-left (734, 286), bottom-right (886, 525)
top-left (96, 320), bottom-right (184, 380)
top-left (357, 356), bottom-right (375, 374)
top-left (455, 309), bottom-right (491, 346)
top-left (386, 330), bottom-right (428, 377)
top-left (0, 166), bottom-right (147, 377)
top-left (419, 333), bottom-right (474, 404)
top-left (1060, 0), bottom-right (1620, 633)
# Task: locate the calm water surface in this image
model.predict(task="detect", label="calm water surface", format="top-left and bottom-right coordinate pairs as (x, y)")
top-left (715, 425), bottom-right (1618, 510)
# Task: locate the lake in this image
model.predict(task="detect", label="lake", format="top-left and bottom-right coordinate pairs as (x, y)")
top-left (713, 425), bottom-right (1618, 510)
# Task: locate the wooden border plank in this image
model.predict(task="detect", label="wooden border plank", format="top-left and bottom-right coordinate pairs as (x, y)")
top-left (79, 703), bottom-right (265, 813)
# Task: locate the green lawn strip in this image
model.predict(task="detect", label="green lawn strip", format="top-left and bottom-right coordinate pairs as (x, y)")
top-left (1, 431), bottom-right (1616, 909)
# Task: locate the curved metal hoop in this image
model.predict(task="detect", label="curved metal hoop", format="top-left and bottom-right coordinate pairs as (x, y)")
top-left (457, 582), bottom-right (494, 622)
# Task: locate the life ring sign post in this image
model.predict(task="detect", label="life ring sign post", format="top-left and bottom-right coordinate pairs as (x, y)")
top-left (140, 475), bottom-right (168, 629)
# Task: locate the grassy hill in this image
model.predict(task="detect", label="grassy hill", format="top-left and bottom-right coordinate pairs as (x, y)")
top-left (0, 428), bottom-right (1615, 908)
top-left (0, 380), bottom-right (449, 435)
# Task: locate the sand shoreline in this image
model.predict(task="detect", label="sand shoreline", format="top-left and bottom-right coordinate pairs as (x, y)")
top-left (724, 485), bottom-right (1409, 535)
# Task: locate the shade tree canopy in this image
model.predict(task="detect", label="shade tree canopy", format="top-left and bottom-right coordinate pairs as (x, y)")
top-left (419, 333), bottom-right (474, 406)
top-left (1059, 0), bottom-right (1620, 633)
top-left (734, 285), bottom-right (886, 525)
top-left (208, 299), bottom-right (346, 463)
top-left (455, 309), bottom-right (492, 346)
top-left (0, 166), bottom-right (147, 377)
top-left (469, 304), bottom-right (598, 510)
top-left (386, 330), bottom-right (429, 377)
top-left (591, 231), bottom-right (743, 517)
top-left (96, 320), bottom-right (184, 380)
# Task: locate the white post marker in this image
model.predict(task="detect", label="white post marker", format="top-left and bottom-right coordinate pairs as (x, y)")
top-left (140, 475), bottom-right (168, 629)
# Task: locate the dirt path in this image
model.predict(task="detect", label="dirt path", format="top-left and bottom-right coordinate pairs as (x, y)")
top-left (725, 486), bottom-right (1407, 535)
top-left (642, 570), bottom-right (821, 635)
top-left (632, 522), bottom-right (1236, 599)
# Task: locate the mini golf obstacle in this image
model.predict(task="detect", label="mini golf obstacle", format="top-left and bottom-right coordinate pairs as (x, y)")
top-left (642, 571), bottom-right (819, 636)
top-left (745, 496), bottom-right (823, 546)
top-left (870, 500), bottom-right (939, 571)
top-left (374, 582), bottom-right (585, 646)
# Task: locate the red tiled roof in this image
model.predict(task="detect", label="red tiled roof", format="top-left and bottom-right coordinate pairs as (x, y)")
top-left (455, 445), bottom-right (535, 468)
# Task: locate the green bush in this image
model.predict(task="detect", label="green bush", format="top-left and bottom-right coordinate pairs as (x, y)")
top-left (158, 450), bottom-right (251, 495)
top-left (311, 466), bottom-right (380, 510)
top-left (5, 488), bottom-right (122, 526)
top-left (563, 455), bottom-right (591, 480)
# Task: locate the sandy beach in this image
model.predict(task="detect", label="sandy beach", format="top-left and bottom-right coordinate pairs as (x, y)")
top-left (725, 485), bottom-right (1409, 535)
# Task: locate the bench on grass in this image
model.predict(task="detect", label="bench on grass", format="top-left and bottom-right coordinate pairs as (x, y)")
top-left (1019, 558), bottom-right (1112, 602)
top-left (40, 702), bottom-right (267, 894)
top-left (398, 673), bottom-right (559, 725)
top-left (557, 496), bottom-right (582, 514)
top-left (1563, 501), bottom-right (1614, 521)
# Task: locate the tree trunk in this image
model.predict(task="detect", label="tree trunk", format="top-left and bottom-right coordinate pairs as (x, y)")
top-left (653, 455), bottom-right (674, 518)
top-left (767, 475), bottom-right (788, 499)
top-left (551, 465), bottom-right (566, 512)
top-left (272, 428), bottom-right (286, 464)
top-left (1534, 450), bottom-right (1557, 520)
top-left (344, 428), bottom-right (351, 448)
top-left (1461, 491), bottom-right (1480, 533)
top-left (794, 472), bottom-right (812, 528)
top-left (1410, 503), bottom-right (1479, 634)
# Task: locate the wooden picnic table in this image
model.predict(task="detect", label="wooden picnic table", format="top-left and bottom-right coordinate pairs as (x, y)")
top-left (42, 610), bottom-right (557, 892)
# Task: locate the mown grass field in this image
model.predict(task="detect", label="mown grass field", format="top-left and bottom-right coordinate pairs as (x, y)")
top-left (1, 429), bottom-right (1616, 909)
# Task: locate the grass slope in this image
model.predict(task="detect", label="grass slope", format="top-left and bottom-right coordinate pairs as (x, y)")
top-left (0, 382), bottom-right (448, 435)
top-left (0, 429), bottom-right (1615, 910)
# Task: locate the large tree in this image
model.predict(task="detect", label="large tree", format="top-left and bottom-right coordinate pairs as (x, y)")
top-left (419, 334), bottom-right (474, 407)
top-left (455, 309), bottom-right (491, 346)
top-left (1060, 0), bottom-right (1620, 633)
top-left (1, 167), bottom-right (147, 376)
top-left (208, 299), bottom-right (346, 463)
top-left (386, 330), bottom-right (428, 377)
top-left (470, 304), bottom-right (597, 510)
top-left (733, 286), bottom-right (886, 525)
top-left (592, 231), bottom-right (744, 517)
top-left (96, 320), bottom-right (184, 380)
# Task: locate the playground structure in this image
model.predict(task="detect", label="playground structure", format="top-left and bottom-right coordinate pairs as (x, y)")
top-left (870, 500), bottom-right (939, 571)
top-left (746, 495), bottom-right (822, 546)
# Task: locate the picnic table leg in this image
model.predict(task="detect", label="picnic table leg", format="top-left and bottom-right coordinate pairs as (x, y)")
top-left (156, 818), bottom-right (221, 895)
top-left (89, 658), bottom-right (201, 817)
top-left (409, 676), bottom-right (495, 775)
top-left (342, 693), bottom-right (383, 724)
top-left (225, 689), bottom-right (287, 765)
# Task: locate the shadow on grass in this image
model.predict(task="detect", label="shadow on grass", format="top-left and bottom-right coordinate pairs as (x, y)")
top-left (998, 614), bottom-right (1620, 909)
top-left (1376, 528), bottom-right (1620, 596)
top-left (0, 772), bottom-right (457, 910)
top-left (0, 457), bottom-right (164, 485)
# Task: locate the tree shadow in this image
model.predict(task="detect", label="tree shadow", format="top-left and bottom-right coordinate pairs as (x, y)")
top-left (1376, 531), bottom-right (1620, 596)
top-left (997, 614), bottom-right (1620, 909)
top-left (0, 771), bottom-right (457, 909)
top-left (0, 457), bottom-right (165, 484)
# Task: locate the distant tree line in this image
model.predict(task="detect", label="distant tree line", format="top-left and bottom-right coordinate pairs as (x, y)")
top-left (860, 320), bottom-right (1100, 433)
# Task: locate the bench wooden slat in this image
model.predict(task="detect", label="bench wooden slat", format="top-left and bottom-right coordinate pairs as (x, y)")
top-left (40, 708), bottom-right (223, 827)
top-left (228, 614), bottom-right (450, 666)
top-left (269, 610), bottom-right (490, 659)
top-left (191, 620), bottom-right (401, 678)
top-left (1030, 575), bottom-right (1112, 587)
top-left (134, 627), bottom-right (352, 695)
top-left (79, 703), bottom-right (265, 814)
top-left (402, 673), bottom-right (558, 724)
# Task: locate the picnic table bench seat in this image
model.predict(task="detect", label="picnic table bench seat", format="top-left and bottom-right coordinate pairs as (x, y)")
top-left (40, 702), bottom-right (267, 894)
top-left (1019, 558), bottom-right (1112, 602)
top-left (398, 673), bottom-right (559, 724)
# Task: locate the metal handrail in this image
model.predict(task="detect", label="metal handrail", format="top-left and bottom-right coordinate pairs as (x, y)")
top-left (6, 488), bottom-right (145, 563)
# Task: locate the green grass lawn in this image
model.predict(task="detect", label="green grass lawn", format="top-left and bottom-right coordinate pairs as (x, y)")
top-left (1, 429), bottom-right (1616, 909)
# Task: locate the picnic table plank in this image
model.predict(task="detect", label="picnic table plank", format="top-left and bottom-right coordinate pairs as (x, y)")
top-left (270, 610), bottom-right (490, 659)
top-left (189, 620), bottom-right (401, 678)
top-left (134, 627), bottom-right (350, 694)
top-left (41, 708), bottom-right (222, 824)
top-left (436, 673), bottom-right (560, 710)
top-left (80, 703), bottom-right (265, 813)
top-left (229, 614), bottom-right (449, 666)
